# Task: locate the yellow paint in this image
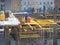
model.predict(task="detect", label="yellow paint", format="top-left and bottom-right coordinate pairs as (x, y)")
top-left (19, 32), bottom-right (40, 38)
top-left (41, 28), bottom-right (53, 30)
top-left (0, 14), bottom-right (5, 20)
top-left (35, 19), bottom-right (55, 25)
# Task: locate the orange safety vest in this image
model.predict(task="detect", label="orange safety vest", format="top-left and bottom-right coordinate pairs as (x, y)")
top-left (28, 17), bottom-right (31, 22)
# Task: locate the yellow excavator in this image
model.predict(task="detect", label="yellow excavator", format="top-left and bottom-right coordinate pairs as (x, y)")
top-left (0, 11), bottom-right (5, 21)
top-left (20, 17), bottom-right (41, 30)
top-left (19, 17), bottom-right (57, 38)
top-left (18, 17), bottom-right (41, 38)
top-left (0, 10), bottom-right (11, 21)
top-left (20, 17), bottom-right (58, 31)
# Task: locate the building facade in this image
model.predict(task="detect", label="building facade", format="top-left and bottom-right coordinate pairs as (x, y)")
top-left (55, 0), bottom-right (60, 11)
top-left (21, 0), bottom-right (55, 13)
top-left (0, 0), bottom-right (55, 13)
top-left (0, 0), bottom-right (12, 11)
top-left (5, 0), bottom-right (12, 10)
top-left (0, 0), bottom-right (5, 10)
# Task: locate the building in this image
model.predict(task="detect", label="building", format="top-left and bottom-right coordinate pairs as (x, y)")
top-left (0, 0), bottom-right (55, 13)
top-left (0, 0), bottom-right (12, 11)
top-left (0, 0), bottom-right (5, 10)
top-left (12, 0), bottom-right (20, 12)
top-left (5, 0), bottom-right (20, 12)
top-left (55, 0), bottom-right (60, 11)
top-left (0, 0), bottom-right (20, 12)
top-left (21, 0), bottom-right (55, 13)
top-left (5, 0), bottom-right (12, 10)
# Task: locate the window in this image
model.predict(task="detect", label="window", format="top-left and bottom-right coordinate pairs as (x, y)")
top-left (39, 8), bottom-right (41, 11)
top-left (40, 2), bottom-right (42, 5)
top-left (1, 5), bottom-right (5, 10)
top-left (24, 2), bottom-right (26, 5)
top-left (51, 2), bottom-right (53, 4)
top-left (51, 7), bottom-right (53, 10)
top-left (59, 8), bottom-right (60, 11)
top-left (47, 2), bottom-right (49, 4)
top-left (43, 6), bottom-right (45, 11)
top-left (24, 7), bottom-right (26, 11)
top-left (43, 2), bottom-right (45, 4)
top-left (1, 0), bottom-right (5, 2)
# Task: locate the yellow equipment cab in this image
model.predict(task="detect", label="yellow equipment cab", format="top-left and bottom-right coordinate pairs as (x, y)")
top-left (0, 11), bottom-right (5, 21)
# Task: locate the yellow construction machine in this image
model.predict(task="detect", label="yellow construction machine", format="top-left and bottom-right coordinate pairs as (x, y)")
top-left (18, 17), bottom-right (41, 38)
top-left (0, 11), bottom-right (5, 21)
top-left (20, 17), bottom-right (41, 30)
top-left (33, 19), bottom-right (56, 30)
top-left (19, 17), bottom-right (56, 38)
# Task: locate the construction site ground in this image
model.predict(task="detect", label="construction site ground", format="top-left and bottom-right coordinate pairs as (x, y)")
top-left (0, 31), bottom-right (60, 45)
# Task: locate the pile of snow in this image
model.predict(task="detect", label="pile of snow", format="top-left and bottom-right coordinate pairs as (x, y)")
top-left (0, 13), bottom-right (20, 26)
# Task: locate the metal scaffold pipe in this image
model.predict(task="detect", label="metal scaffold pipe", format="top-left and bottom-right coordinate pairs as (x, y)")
top-left (53, 8), bottom-right (57, 45)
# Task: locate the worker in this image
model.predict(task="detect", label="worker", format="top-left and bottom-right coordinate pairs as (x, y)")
top-left (25, 13), bottom-right (29, 23)
top-left (4, 10), bottom-right (11, 18)
top-left (28, 17), bottom-right (31, 22)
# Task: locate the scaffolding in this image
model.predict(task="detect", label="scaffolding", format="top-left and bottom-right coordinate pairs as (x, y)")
top-left (2, 12), bottom-right (60, 45)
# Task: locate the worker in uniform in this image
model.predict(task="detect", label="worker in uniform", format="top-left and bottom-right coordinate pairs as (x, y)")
top-left (28, 17), bottom-right (31, 23)
top-left (25, 13), bottom-right (29, 23)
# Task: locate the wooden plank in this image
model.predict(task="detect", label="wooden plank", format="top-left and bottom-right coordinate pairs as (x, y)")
top-left (19, 32), bottom-right (40, 38)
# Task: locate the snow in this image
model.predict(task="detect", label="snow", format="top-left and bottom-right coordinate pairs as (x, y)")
top-left (0, 13), bottom-right (20, 26)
